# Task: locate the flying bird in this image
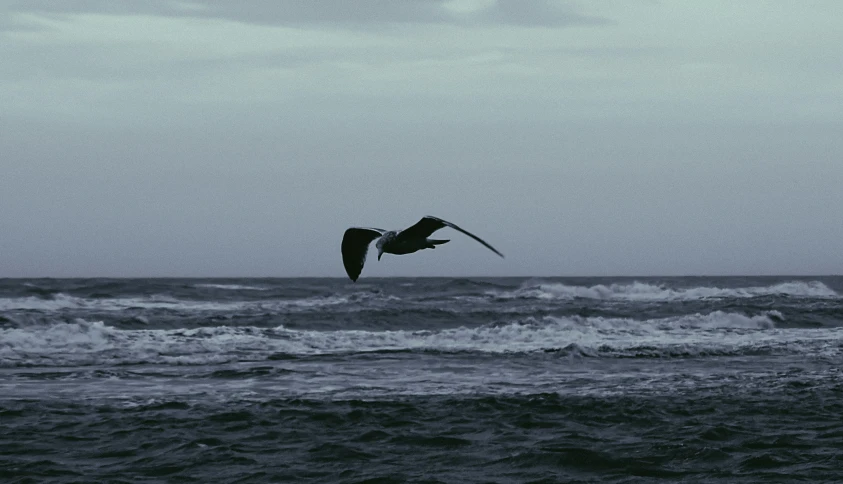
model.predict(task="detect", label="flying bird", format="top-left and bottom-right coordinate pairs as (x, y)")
top-left (341, 215), bottom-right (504, 282)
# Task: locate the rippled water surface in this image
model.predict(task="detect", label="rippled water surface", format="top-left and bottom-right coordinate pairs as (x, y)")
top-left (2, 277), bottom-right (842, 482)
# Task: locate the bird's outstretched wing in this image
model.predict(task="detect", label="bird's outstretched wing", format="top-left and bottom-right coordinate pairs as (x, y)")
top-left (342, 227), bottom-right (385, 281)
top-left (398, 216), bottom-right (504, 258)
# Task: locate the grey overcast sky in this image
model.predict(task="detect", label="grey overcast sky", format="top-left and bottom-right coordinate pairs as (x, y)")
top-left (1, 1), bottom-right (841, 278)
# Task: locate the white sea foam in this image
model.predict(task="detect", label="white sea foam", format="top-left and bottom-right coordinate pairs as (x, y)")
top-left (0, 293), bottom-right (368, 312)
top-left (2, 311), bottom-right (838, 367)
top-left (0, 294), bottom-right (247, 312)
top-left (193, 284), bottom-right (268, 291)
top-left (3, 281), bottom-right (833, 314)
top-left (490, 280), bottom-right (839, 301)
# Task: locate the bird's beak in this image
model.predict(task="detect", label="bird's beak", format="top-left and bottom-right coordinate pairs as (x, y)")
top-left (377, 249), bottom-right (383, 261)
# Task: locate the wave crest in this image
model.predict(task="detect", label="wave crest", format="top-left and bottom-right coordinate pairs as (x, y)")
top-left (0, 292), bottom-right (398, 312)
top-left (490, 280), bottom-right (838, 301)
top-left (2, 311), bottom-right (830, 367)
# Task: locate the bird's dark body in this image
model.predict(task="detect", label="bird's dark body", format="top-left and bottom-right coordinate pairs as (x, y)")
top-left (341, 215), bottom-right (503, 281)
top-left (377, 231), bottom-right (449, 256)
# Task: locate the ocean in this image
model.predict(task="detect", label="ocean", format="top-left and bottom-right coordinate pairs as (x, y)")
top-left (1, 276), bottom-right (842, 483)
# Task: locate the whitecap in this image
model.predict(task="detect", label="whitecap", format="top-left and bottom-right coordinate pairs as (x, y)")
top-left (489, 280), bottom-right (838, 301)
top-left (2, 311), bottom-right (837, 367)
top-left (193, 284), bottom-right (268, 291)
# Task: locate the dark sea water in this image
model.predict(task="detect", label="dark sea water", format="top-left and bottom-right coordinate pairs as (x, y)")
top-left (2, 276), bottom-right (842, 483)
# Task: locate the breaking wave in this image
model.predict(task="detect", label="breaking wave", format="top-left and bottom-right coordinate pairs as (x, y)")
top-left (3, 311), bottom-right (838, 367)
top-left (491, 280), bottom-right (838, 301)
top-left (0, 292), bottom-right (398, 313)
top-left (193, 284), bottom-right (268, 291)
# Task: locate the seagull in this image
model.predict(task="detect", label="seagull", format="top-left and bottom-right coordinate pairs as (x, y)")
top-left (341, 215), bottom-right (504, 282)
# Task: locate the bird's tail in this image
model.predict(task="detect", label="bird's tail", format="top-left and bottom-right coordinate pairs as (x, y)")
top-left (427, 239), bottom-right (449, 249)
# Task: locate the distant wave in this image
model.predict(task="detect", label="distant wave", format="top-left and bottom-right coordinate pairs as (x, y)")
top-left (490, 280), bottom-right (839, 301)
top-left (4, 311), bottom-right (839, 367)
top-left (3, 281), bottom-right (835, 314)
top-left (193, 284), bottom-right (268, 291)
top-left (0, 292), bottom-right (399, 313)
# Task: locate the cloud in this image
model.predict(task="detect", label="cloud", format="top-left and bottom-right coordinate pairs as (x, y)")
top-left (477, 0), bottom-right (608, 27)
top-left (1, 0), bottom-right (609, 29)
